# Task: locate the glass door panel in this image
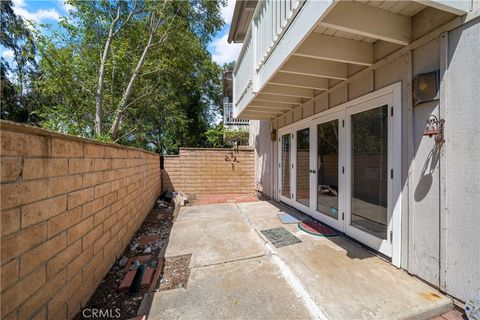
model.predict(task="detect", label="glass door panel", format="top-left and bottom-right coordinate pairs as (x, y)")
top-left (351, 105), bottom-right (388, 239)
top-left (281, 134), bottom-right (291, 198)
top-left (296, 128), bottom-right (310, 206)
top-left (317, 120), bottom-right (339, 219)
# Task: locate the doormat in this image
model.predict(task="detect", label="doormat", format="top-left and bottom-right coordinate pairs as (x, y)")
top-left (260, 227), bottom-right (302, 248)
top-left (298, 220), bottom-right (339, 237)
top-left (277, 213), bottom-right (305, 224)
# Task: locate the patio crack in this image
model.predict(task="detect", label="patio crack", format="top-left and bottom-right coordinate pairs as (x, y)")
top-left (234, 203), bottom-right (329, 320)
top-left (191, 253), bottom-right (269, 269)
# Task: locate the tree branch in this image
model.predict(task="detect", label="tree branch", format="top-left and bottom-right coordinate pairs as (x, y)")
top-left (94, 5), bottom-right (121, 136)
top-left (113, 0), bottom-right (138, 36)
top-left (108, 7), bottom-right (179, 139)
top-left (113, 127), bottom-right (137, 143)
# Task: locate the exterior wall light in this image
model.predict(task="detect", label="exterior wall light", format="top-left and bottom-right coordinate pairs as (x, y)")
top-left (423, 114), bottom-right (445, 144)
top-left (271, 129), bottom-right (277, 141)
top-left (413, 71), bottom-right (439, 106)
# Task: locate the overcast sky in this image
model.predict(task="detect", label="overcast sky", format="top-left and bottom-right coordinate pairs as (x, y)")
top-left (1, 0), bottom-right (242, 67)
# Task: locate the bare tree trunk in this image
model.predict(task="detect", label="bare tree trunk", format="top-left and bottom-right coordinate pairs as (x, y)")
top-left (109, 29), bottom-right (155, 139)
top-left (94, 9), bottom-right (120, 136)
top-left (109, 11), bottom-right (176, 139)
top-left (95, 1), bottom-right (138, 136)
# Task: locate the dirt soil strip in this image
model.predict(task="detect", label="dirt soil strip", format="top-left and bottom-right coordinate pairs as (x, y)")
top-left (137, 198), bottom-right (185, 318)
top-left (158, 254), bottom-right (192, 291)
top-left (74, 201), bottom-right (176, 320)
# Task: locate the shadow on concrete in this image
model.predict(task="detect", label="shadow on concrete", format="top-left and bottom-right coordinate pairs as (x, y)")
top-left (263, 200), bottom-right (378, 261)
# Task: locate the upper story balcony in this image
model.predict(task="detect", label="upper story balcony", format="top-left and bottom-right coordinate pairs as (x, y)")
top-left (224, 102), bottom-right (250, 126)
top-left (229, 0), bottom-right (471, 120)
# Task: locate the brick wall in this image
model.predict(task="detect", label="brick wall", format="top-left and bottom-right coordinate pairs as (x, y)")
top-left (0, 121), bottom-right (161, 320)
top-left (162, 147), bottom-right (254, 194)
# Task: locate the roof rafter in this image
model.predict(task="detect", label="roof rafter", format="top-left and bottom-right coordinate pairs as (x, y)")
top-left (280, 56), bottom-right (348, 80)
top-left (255, 93), bottom-right (304, 104)
top-left (320, 1), bottom-right (412, 45)
top-left (261, 84), bottom-right (314, 98)
top-left (269, 73), bottom-right (329, 90)
top-left (295, 33), bottom-right (373, 66)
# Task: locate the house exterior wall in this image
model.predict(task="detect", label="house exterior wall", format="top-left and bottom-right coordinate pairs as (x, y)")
top-left (0, 121), bottom-right (161, 319)
top-left (443, 19), bottom-right (480, 302)
top-left (249, 120), bottom-right (274, 197)
top-left (410, 38), bottom-right (441, 287)
top-left (258, 17), bottom-right (479, 302)
top-left (162, 147), bottom-right (255, 194)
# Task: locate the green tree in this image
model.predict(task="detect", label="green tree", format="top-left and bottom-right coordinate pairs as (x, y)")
top-left (1, 0), bottom-right (38, 123)
top-left (205, 123), bottom-right (227, 148)
top-left (1, 0), bottom-right (226, 153)
top-left (35, 0), bottom-right (225, 151)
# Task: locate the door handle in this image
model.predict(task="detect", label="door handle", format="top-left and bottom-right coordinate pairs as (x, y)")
top-left (309, 169), bottom-right (316, 174)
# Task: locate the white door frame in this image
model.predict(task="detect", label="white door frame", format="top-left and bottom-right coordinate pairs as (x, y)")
top-left (276, 82), bottom-right (402, 267)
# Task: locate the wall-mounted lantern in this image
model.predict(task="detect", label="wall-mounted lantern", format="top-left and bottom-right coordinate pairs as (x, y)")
top-left (413, 71), bottom-right (439, 106)
top-left (271, 129), bottom-right (277, 141)
top-left (423, 114), bottom-right (445, 144)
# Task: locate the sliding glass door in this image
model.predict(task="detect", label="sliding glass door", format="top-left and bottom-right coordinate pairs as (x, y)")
top-left (296, 128), bottom-right (310, 207)
top-left (317, 120), bottom-right (339, 218)
top-left (350, 106), bottom-right (388, 240)
top-left (345, 97), bottom-right (395, 257)
top-left (277, 85), bottom-right (401, 262)
top-left (280, 134), bottom-right (291, 199)
top-left (315, 118), bottom-right (345, 231)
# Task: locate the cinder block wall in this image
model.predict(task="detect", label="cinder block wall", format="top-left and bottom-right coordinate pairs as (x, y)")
top-left (0, 121), bottom-right (161, 319)
top-left (163, 147), bottom-right (255, 194)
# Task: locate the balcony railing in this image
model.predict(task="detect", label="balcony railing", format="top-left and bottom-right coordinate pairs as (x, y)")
top-left (224, 103), bottom-right (249, 125)
top-left (233, 0), bottom-right (304, 109)
top-left (254, 0), bottom-right (303, 69)
top-left (233, 30), bottom-right (254, 106)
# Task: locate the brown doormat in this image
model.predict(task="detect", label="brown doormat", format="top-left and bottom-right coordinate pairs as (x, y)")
top-left (159, 254), bottom-right (192, 291)
top-left (261, 227), bottom-right (302, 248)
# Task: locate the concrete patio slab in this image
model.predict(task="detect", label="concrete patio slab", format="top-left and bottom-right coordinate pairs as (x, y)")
top-left (238, 201), bottom-right (452, 320)
top-left (279, 238), bottom-right (451, 320)
top-left (175, 203), bottom-right (240, 221)
top-left (150, 200), bottom-right (452, 320)
top-left (165, 204), bottom-right (267, 267)
top-left (237, 201), bottom-right (307, 233)
top-left (193, 194), bottom-right (259, 206)
top-left (148, 256), bottom-right (312, 320)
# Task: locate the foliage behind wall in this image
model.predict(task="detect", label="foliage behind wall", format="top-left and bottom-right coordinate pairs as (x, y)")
top-left (1, 0), bottom-right (230, 154)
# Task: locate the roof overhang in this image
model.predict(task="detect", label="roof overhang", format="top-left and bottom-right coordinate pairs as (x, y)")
top-left (228, 0), bottom-right (258, 43)
top-left (235, 0), bottom-right (469, 120)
